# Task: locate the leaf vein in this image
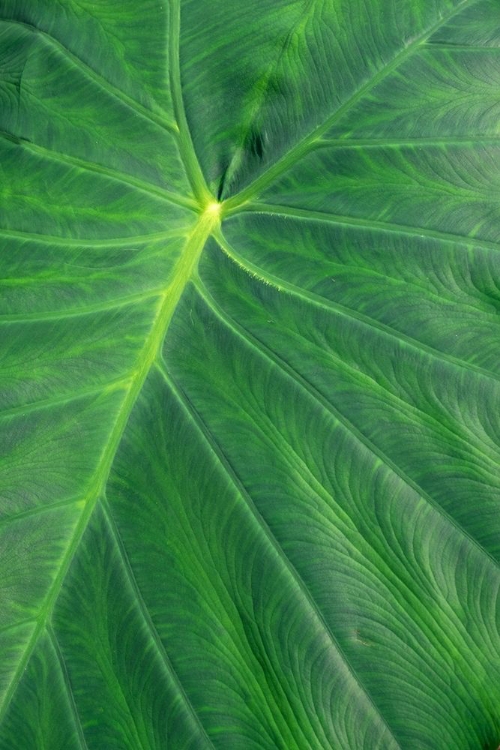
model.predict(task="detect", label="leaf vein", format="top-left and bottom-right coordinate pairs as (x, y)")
top-left (215, 228), bottom-right (500, 387)
top-left (102, 505), bottom-right (216, 749)
top-left (0, 132), bottom-right (196, 212)
top-left (237, 202), bottom-right (500, 255)
top-left (225, 0), bottom-right (480, 208)
top-left (0, 212), bottom-right (215, 723)
top-left (0, 379), bottom-right (130, 421)
top-left (47, 625), bottom-right (89, 750)
top-left (0, 291), bottom-right (163, 324)
top-left (193, 278), bottom-right (500, 576)
top-left (157, 361), bottom-right (402, 750)
top-left (0, 18), bottom-right (178, 135)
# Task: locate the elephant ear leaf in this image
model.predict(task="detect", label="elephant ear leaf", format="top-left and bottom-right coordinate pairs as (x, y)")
top-left (1, 0), bottom-right (500, 748)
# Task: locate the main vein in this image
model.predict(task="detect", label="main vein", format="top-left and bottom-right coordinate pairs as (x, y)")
top-left (0, 0), bottom-right (222, 720)
top-left (0, 208), bottom-right (219, 723)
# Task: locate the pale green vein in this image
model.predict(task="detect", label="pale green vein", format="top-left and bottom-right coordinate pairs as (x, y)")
top-left (0, 379), bottom-right (130, 421)
top-left (214, 229), bottom-right (500, 387)
top-left (215, 223), bottom-right (499, 320)
top-left (0, 497), bottom-right (84, 533)
top-left (193, 276), bottom-right (500, 573)
top-left (47, 625), bottom-right (89, 750)
top-left (0, 208), bottom-right (219, 724)
top-left (168, 0), bottom-right (211, 204)
top-left (224, 0), bottom-right (479, 209)
top-left (1, 134), bottom-right (197, 212)
top-left (102, 504), bottom-right (216, 749)
top-left (424, 43), bottom-right (500, 51)
top-left (236, 202), bottom-right (500, 255)
top-left (0, 620), bottom-right (36, 638)
top-left (316, 137), bottom-right (500, 148)
top-left (0, 227), bottom-right (184, 248)
top-left (0, 290), bottom-right (163, 323)
top-left (192, 279), bottom-right (500, 722)
top-left (0, 18), bottom-right (178, 135)
top-left (214, 241), bottom-right (500, 476)
top-left (157, 361), bottom-right (402, 750)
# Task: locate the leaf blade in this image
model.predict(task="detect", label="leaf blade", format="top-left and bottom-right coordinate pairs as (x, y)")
top-left (2, 0), bottom-right (500, 746)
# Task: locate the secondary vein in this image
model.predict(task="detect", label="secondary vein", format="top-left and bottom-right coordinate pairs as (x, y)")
top-left (168, 0), bottom-right (211, 204)
top-left (224, 0), bottom-right (479, 210)
top-left (0, 17), bottom-right (178, 135)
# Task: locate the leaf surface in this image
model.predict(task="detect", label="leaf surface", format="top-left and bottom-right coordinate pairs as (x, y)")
top-left (1, 0), bottom-right (500, 747)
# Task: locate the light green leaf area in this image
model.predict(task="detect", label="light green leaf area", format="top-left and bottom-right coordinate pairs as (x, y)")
top-left (1, 0), bottom-right (500, 747)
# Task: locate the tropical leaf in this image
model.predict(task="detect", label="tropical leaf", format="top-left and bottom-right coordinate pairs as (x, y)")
top-left (1, 0), bottom-right (500, 747)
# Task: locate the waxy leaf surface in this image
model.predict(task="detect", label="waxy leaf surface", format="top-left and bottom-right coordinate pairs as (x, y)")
top-left (1, 0), bottom-right (500, 747)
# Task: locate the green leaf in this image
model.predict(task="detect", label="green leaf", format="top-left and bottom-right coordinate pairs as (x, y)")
top-left (1, 0), bottom-right (500, 747)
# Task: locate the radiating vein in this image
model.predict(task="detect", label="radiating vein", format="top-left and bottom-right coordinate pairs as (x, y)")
top-left (0, 497), bottom-right (84, 533)
top-left (0, 17), bottom-right (178, 135)
top-left (224, 0), bottom-right (479, 209)
top-left (102, 504), bottom-right (216, 749)
top-left (0, 209), bottom-right (218, 724)
top-left (47, 625), bottom-right (89, 750)
top-left (0, 291), bottom-right (163, 324)
top-left (215, 220), bottom-right (496, 317)
top-left (236, 202), bottom-right (500, 254)
top-left (0, 378), bottom-right (130, 421)
top-left (157, 361), bottom-right (402, 750)
top-left (0, 620), bottom-right (36, 638)
top-left (193, 278), bottom-right (500, 574)
top-left (0, 134), bottom-right (197, 212)
top-left (168, 0), bottom-right (211, 204)
top-left (424, 43), bottom-right (500, 51)
top-left (317, 137), bottom-right (500, 148)
top-left (214, 229), bottom-right (500, 386)
top-left (0, 228), bottom-right (184, 248)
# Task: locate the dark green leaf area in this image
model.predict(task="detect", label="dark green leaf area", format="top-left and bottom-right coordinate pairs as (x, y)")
top-left (158, 267), bottom-right (500, 748)
top-left (0, 631), bottom-right (83, 750)
top-left (260, 145), bottom-right (500, 243)
top-left (0, 19), bottom-right (187, 195)
top-left (183, 0), bottom-right (471, 196)
top-left (0, 1), bottom-right (171, 107)
top-left (103, 365), bottom-right (394, 749)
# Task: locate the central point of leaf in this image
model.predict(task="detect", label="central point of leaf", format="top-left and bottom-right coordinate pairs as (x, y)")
top-left (204, 200), bottom-right (222, 219)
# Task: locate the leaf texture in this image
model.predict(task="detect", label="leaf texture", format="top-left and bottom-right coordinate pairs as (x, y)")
top-left (1, 0), bottom-right (500, 747)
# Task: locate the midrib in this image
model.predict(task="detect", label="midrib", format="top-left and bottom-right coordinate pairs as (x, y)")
top-left (0, 0), bottom-right (217, 723)
top-left (0, 207), bottom-right (219, 723)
